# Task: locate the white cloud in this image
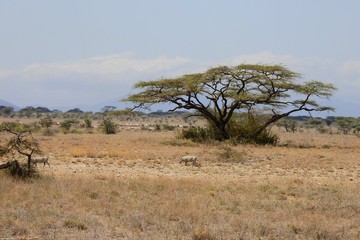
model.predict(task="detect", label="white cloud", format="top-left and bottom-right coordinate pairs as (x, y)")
top-left (0, 53), bottom-right (196, 107)
top-left (223, 51), bottom-right (337, 75)
top-left (224, 51), bottom-right (298, 66)
top-left (18, 53), bottom-right (192, 82)
top-left (0, 52), bottom-right (359, 115)
top-left (339, 61), bottom-right (360, 75)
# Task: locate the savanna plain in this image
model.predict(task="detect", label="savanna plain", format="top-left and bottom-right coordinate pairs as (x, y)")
top-left (0, 118), bottom-right (359, 240)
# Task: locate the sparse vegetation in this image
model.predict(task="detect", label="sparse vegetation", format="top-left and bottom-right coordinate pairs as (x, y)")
top-left (0, 113), bottom-right (360, 239)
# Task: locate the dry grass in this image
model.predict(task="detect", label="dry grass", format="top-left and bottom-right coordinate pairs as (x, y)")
top-left (0, 174), bottom-right (359, 239)
top-left (0, 124), bottom-right (360, 239)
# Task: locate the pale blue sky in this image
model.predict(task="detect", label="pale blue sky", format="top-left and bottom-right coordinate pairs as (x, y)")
top-left (0, 0), bottom-right (359, 115)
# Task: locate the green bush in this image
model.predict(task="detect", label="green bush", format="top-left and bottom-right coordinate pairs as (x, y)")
top-left (162, 124), bottom-right (176, 131)
top-left (227, 116), bottom-right (278, 145)
top-left (60, 119), bottom-right (79, 132)
top-left (39, 116), bottom-right (53, 128)
top-left (84, 118), bottom-right (92, 129)
top-left (179, 113), bottom-right (278, 145)
top-left (101, 119), bottom-right (117, 134)
top-left (179, 126), bottom-right (212, 143)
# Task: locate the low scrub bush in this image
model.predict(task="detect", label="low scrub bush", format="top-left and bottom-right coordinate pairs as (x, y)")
top-left (101, 119), bottom-right (117, 134)
top-left (217, 145), bottom-right (244, 163)
top-left (179, 126), bottom-right (211, 143)
top-left (162, 124), bottom-right (176, 131)
top-left (179, 113), bottom-right (278, 145)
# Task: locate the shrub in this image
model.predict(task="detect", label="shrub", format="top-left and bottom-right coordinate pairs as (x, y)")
top-left (179, 126), bottom-right (212, 143)
top-left (162, 124), bottom-right (176, 131)
top-left (227, 114), bottom-right (278, 145)
top-left (101, 118), bottom-right (117, 134)
top-left (39, 116), bottom-right (53, 128)
top-left (217, 145), bottom-right (244, 163)
top-left (84, 118), bottom-right (92, 129)
top-left (154, 124), bottom-right (161, 131)
top-left (60, 119), bottom-right (79, 132)
top-left (179, 113), bottom-right (278, 145)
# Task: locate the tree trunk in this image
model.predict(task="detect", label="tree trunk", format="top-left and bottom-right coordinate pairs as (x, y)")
top-left (27, 155), bottom-right (32, 170)
top-left (215, 122), bottom-right (230, 141)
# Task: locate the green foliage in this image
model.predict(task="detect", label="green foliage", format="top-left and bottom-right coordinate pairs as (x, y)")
top-left (226, 114), bottom-right (279, 145)
top-left (60, 119), bottom-right (80, 132)
top-left (180, 113), bottom-right (278, 145)
top-left (161, 139), bottom-right (197, 147)
top-left (162, 124), bottom-right (176, 131)
top-left (0, 121), bottom-right (35, 133)
top-left (306, 118), bottom-right (325, 128)
top-left (179, 126), bottom-right (213, 143)
top-left (336, 117), bottom-right (360, 134)
top-left (84, 118), bottom-right (92, 129)
top-left (110, 109), bottom-right (141, 117)
top-left (325, 116), bottom-right (336, 126)
top-left (101, 118), bottom-right (117, 134)
top-left (39, 116), bottom-right (53, 128)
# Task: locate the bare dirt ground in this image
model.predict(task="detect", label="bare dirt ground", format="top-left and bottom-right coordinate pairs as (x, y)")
top-left (37, 130), bottom-right (360, 185)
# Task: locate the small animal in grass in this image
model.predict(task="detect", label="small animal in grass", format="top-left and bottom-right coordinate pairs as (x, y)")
top-left (179, 155), bottom-right (198, 166)
top-left (31, 157), bottom-right (50, 167)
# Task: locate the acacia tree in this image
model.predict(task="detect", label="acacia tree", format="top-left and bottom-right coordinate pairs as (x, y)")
top-left (0, 122), bottom-right (42, 171)
top-left (124, 64), bottom-right (336, 141)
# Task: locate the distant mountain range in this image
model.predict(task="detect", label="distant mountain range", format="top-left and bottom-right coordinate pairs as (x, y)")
top-left (0, 98), bottom-right (132, 113)
top-left (0, 98), bottom-right (358, 117)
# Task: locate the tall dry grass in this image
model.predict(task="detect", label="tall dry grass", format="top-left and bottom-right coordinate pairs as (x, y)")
top-left (0, 173), bottom-right (359, 239)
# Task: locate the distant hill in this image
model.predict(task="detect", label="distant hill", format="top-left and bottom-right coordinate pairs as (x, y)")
top-left (0, 96), bottom-right (358, 117)
top-left (0, 99), bottom-right (20, 111)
